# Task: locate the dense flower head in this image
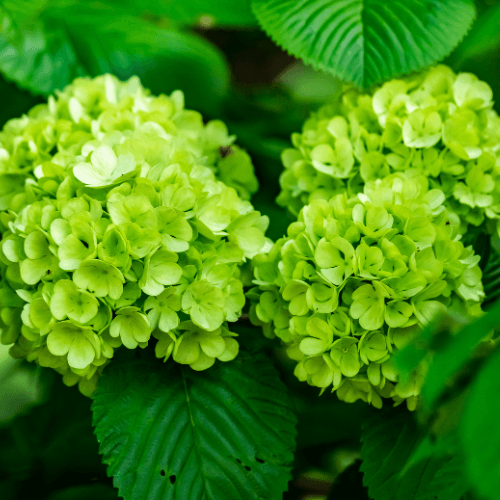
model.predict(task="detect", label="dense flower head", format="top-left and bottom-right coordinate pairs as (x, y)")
top-left (0, 73), bottom-right (258, 206)
top-left (278, 65), bottom-right (500, 236)
top-left (0, 74), bottom-right (269, 395)
top-left (250, 175), bottom-right (484, 409)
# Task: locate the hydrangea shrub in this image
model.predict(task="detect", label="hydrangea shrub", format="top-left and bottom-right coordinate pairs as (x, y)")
top-left (278, 65), bottom-right (500, 237)
top-left (250, 175), bottom-right (485, 409)
top-left (0, 74), bottom-right (269, 395)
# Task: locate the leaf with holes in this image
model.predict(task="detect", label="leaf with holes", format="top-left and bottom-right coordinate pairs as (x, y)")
top-left (251, 0), bottom-right (476, 87)
top-left (360, 407), bottom-right (467, 500)
top-left (92, 349), bottom-right (297, 500)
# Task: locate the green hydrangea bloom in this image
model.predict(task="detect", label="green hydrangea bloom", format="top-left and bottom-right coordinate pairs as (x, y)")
top-left (0, 74), bottom-right (269, 395)
top-left (0, 73), bottom-right (258, 202)
top-left (278, 65), bottom-right (500, 236)
top-left (250, 175), bottom-right (484, 409)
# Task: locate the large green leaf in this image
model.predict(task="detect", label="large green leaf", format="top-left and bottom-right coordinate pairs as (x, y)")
top-left (251, 0), bottom-right (476, 87)
top-left (92, 350), bottom-right (297, 500)
top-left (360, 407), bottom-right (467, 500)
top-left (0, 2), bottom-right (230, 115)
top-left (0, 1), bottom-right (85, 95)
top-left (54, 6), bottom-right (230, 113)
top-left (460, 346), bottom-right (500, 499)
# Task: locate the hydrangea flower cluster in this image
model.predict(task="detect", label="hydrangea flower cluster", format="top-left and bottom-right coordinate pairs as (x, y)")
top-left (250, 175), bottom-right (484, 409)
top-left (278, 65), bottom-right (500, 236)
top-left (0, 74), bottom-right (269, 395)
top-left (0, 73), bottom-right (259, 207)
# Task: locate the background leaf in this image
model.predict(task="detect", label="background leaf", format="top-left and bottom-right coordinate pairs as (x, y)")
top-left (394, 298), bottom-right (500, 412)
top-left (445, 0), bottom-right (500, 114)
top-left (92, 350), bottom-right (297, 500)
top-left (482, 250), bottom-right (500, 307)
top-left (0, 0), bottom-right (86, 95)
top-left (360, 407), bottom-right (467, 500)
top-left (393, 322), bottom-right (433, 383)
top-left (414, 454), bottom-right (467, 500)
top-left (0, 344), bottom-right (43, 423)
top-left (460, 346), bottom-right (500, 499)
top-left (102, 0), bottom-right (257, 27)
top-left (0, 373), bottom-right (113, 499)
top-left (0, 1), bottom-right (230, 115)
top-left (448, 1), bottom-right (500, 64)
top-left (46, 484), bottom-right (119, 500)
top-left (251, 0), bottom-right (476, 87)
top-left (419, 302), bottom-right (500, 410)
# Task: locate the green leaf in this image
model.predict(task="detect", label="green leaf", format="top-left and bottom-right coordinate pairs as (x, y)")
top-left (55, 6), bottom-right (230, 113)
top-left (420, 301), bottom-right (500, 410)
top-left (414, 454), bottom-right (468, 500)
top-left (251, 0), bottom-right (476, 87)
top-left (92, 350), bottom-right (297, 500)
top-left (0, 374), bottom-right (109, 497)
top-left (460, 346), bottom-right (500, 499)
top-left (0, 0), bottom-right (86, 94)
top-left (276, 62), bottom-right (342, 104)
top-left (394, 299), bottom-right (499, 411)
top-left (0, 345), bottom-right (43, 424)
top-left (102, 0), bottom-right (257, 27)
top-left (392, 320), bottom-right (435, 386)
top-left (360, 407), bottom-right (467, 500)
top-left (450, 2), bottom-right (500, 64)
top-left (0, 2), bottom-right (230, 114)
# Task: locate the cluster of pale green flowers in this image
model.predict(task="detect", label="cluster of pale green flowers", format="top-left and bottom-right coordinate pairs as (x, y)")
top-left (0, 73), bottom-right (258, 206)
top-left (250, 174), bottom-right (485, 409)
top-left (278, 65), bottom-right (500, 237)
top-left (0, 74), bottom-right (269, 395)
